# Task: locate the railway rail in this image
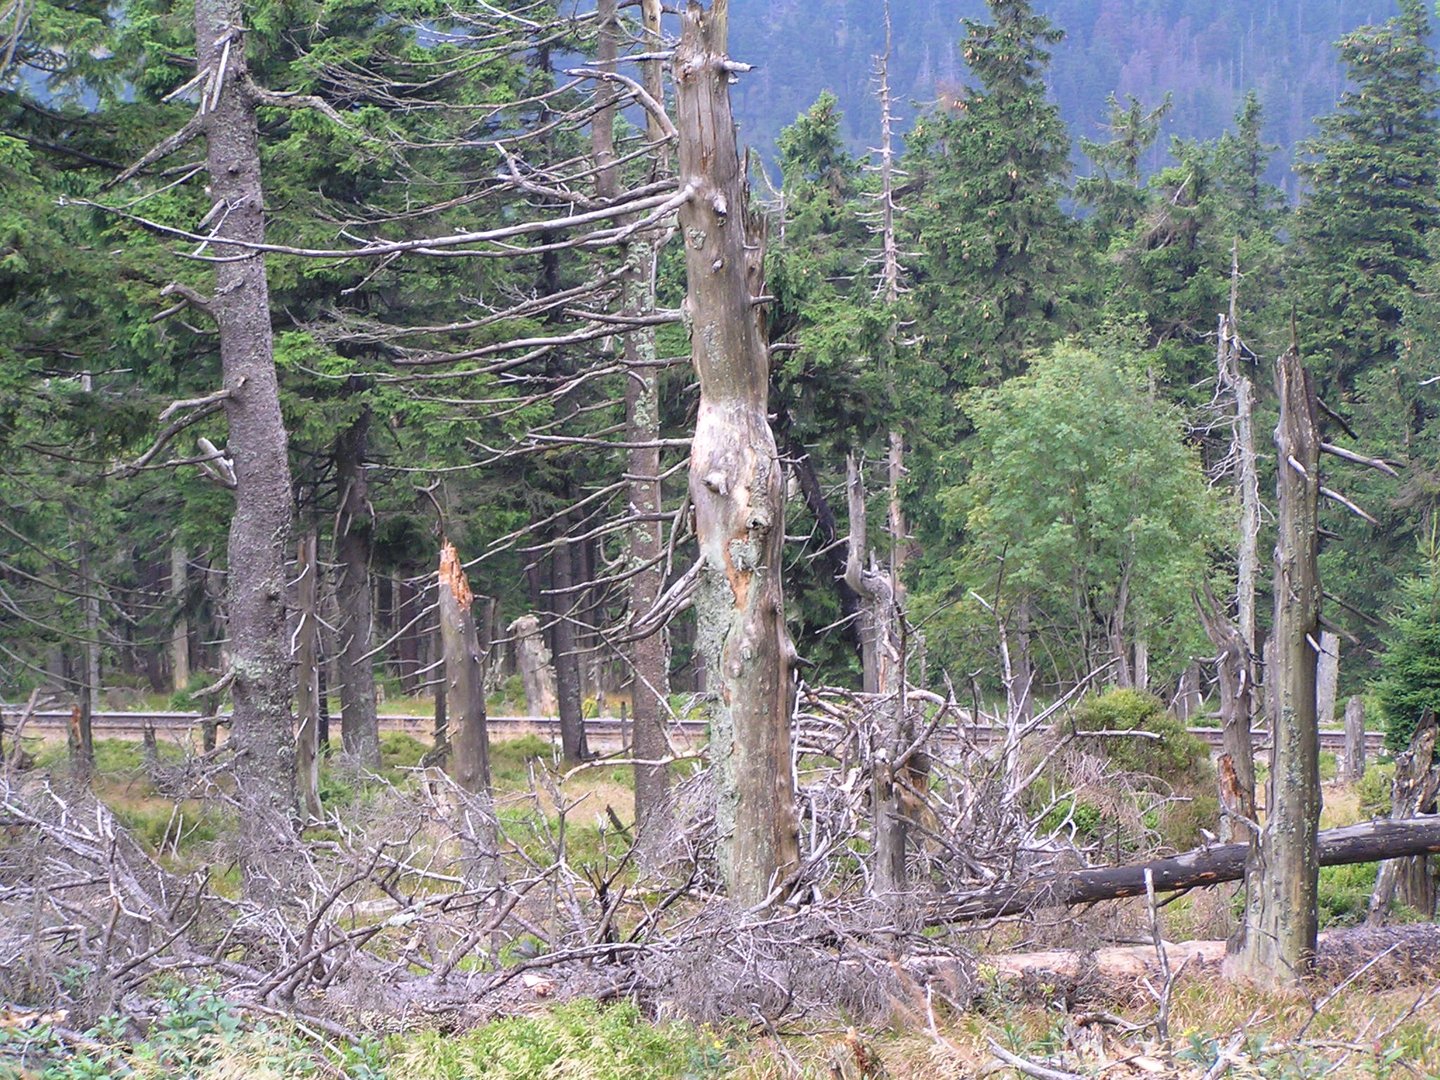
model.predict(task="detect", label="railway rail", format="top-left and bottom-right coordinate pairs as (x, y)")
top-left (3, 707), bottom-right (1388, 756)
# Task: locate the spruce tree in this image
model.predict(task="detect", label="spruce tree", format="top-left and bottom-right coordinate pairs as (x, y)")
top-left (1294, 0), bottom-right (1440, 395)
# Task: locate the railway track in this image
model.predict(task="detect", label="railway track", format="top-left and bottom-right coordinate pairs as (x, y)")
top-left (3, 707), bottom-right (1388, 756)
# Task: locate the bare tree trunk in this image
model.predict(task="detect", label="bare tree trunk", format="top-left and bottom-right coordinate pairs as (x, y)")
top-left (1133, 636), bottom-right (1149, 693)
top-left (1316, 630), bottom-right (1340, 729)
top-left (295, 533), bottom-right (323, 823)
top-left (1369, 711), bottom-right (1438, 923)
top-left (845, 454), bottom-right (907, 895)
top-left (334, 408), bottom-right (380, 767)
top-left (196, 0), bottom-right (297, 901)
top-left (616, 0), bottom-right (674, 860)
top-left (73, 542), bottom-right (98, 778)
top-left (510, 613), bottom-right (558, 716)
top-left (170, 537), bottom-right (190, 693)
top-left (675, 2), bottom-right (800, 907)
top-left (438, 541), bottom-right (497, 887)
top-left (1231, 347), bottom-right (1321, 987)
top-left (551, 536), bottom-right (588, 764)
top-left (438, 543), bottom-right (491, 795)
top-left (395, 574), bottom-right (422, 694)
top-left (1343, 696), bottom-right (1366, 783)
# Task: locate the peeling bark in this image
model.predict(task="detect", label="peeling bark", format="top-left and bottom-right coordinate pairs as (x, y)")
top-left (1369, 712), bottom-right (1438, 923)
top-left (674, 2), bottom-right (800, 907)
top-left (1195, 584), bottom-right (1256, 846)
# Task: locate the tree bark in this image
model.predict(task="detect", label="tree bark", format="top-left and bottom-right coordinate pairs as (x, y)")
top-left (927, 818), bottom-right (1440, 925)
top-left (295, 533), bottom-right (323, 823)
top-left (395, 574), bottom-right (422, 694)
top-left (1316, 630), bottom-right (1340, 729)
top-left (73, 541), bottom-right (99, 778)
top-left (612, 0), bottom-right (675, 860)
top-left (1343, 695), bottom-right (1366, 782)
top-left (509, 613), bottom-right (558, 716)
top-left (1195, 584), bottom-right (1257, 846)
top-left (438, 542), bottom-right (491, 795)
top-left (1368, 711), bottom-right (1438, 923)
top-left (437, 541), bottom-right (497, 888)
top-left (550, 536), bottom-right (589, 764)
top-left (674, 2), bottom-right (800, 907)
top-left (1232, 347), bottom-right (1322, 987)
top-left (196, 0), bottom-right (297, 901)
top-left (170, 537), bottom-right (190, 693)
top-left (334, 408), bottom-right (381, 767)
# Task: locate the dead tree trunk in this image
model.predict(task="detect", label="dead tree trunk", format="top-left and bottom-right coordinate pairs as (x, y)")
top-left (611, 0), bottom-right (675, 860)
top-left (1343, 696), bottom-right (1366, 782)
top-left (674, 2), bottom-right (800, 907)
top-left (194, 0), bottom-right (297, 901)
top-left (170, 537), bottom-right (190, 693)
top-left (395, 574), bottom-right (422, 694)
top-left (1232, 346), bottom-right (1322, 987)
top-left (334, 408), bottom-right (381, 767)
top-left (438, 542), bottom-right (491, 796)
top-left (845, 454), bottom-right (907, 895)
top-left (295, 533), bottom-right (323, 824)
top-left (551, 536), bottom-right (589, 764)
top-left (927, 817), bottom-right (1440, 925)
top-left (1369, 711), bottom-right (1438, 923)
top-left (510, 613), bottom-right (558, 716)
top-left (1195, 584), bottom-right (1257, 845)
top-left (437, 541), bottom-right (497, 888)
top-left (1316, 630), bottom-right (1340, 729)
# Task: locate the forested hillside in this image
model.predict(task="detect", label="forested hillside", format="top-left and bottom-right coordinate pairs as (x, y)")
top-left (731, 0), bottom-right (1400, 192)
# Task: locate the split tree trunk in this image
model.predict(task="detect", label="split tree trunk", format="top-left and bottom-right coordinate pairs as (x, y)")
top-left (198, 0), bottom-right (297, 901)
top-left (295, 533), bottom-right (323, 823)
top-left (674, 2), bottom-right (800, 907)
top-left (170, 537), bottom-right (190, 693)
top-left (334, 408), bottom-right (381, 767)
top-left (1232, 347), bottom-right (1322, 987)
top-left (437, 541), bottom-right (497, 888)
top-left (927, 818), bottom-right (1440, 925)
top-left (438, 542), bottom-right (491, 796)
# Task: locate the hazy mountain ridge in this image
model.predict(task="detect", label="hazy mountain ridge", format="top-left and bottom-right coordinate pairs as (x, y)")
top-left (727, 0), bottom-right (1402, 192)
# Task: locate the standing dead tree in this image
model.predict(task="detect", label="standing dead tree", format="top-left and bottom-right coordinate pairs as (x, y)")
top-left (1231, 345), bottom-right (1322, 987)
top-left (674, 0), bottom-right (800, 908)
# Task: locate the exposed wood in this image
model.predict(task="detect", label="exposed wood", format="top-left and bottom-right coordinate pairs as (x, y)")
top-left (926, 818), bottom-right (1440, 925)
top-left (1369, 711), bottom-right (1439, 923)
top-left (438, 542), bottom-right (491, 797)
top-left (295, 533), bottom-right (322, 824)
top-left (1233, 346), bottom-right (1322, 987)
top-left (674, 0), bottom-right (800, 907)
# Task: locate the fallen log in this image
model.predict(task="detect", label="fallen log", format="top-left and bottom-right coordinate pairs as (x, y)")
top-left (929, 817), bottom-right (1440, 924)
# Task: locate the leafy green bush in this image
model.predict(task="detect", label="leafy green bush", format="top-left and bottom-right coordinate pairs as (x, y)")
top-left (1317, 861), bottom-right (1378, 927)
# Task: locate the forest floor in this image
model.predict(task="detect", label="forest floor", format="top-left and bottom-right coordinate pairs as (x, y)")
top-left (4, 732), bottom-right (1438, 1078)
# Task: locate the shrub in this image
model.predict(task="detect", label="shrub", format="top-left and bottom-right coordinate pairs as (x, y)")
top-left (1359, 762), bottom-right (1396, 818)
